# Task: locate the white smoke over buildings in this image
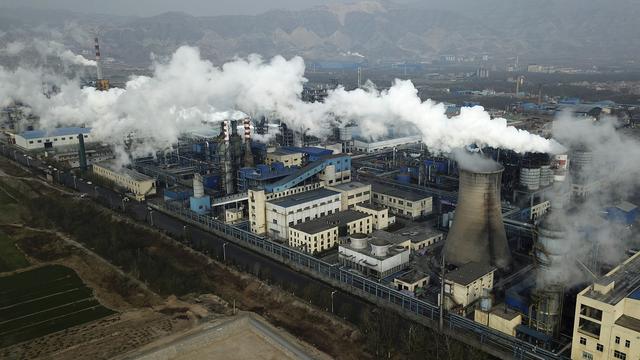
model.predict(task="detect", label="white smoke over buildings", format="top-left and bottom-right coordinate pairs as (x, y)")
top-left (0, 45), bottom-right (561, 158)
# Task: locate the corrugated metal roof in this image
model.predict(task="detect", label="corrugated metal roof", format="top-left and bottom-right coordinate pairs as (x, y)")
top-left (18, 127), bottom-right (91, 140)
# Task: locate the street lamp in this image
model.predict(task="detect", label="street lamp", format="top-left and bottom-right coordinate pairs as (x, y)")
top-left (331, 290), bottom-right (338, 314)
top-left (223, 242), bottom-right (228, 261)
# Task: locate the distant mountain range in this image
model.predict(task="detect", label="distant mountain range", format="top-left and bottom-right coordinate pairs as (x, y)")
top-left (1, 0), bottom-right (639, 67)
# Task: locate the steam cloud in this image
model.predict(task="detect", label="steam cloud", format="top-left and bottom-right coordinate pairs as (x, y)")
top-left (536, 113), bottom-right (640, 288)
top-left (1, 39), bottom-right (96, 67)
top-left (0, 45), bottom-right (561, 159)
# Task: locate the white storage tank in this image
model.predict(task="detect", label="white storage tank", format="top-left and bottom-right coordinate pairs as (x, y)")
top-left (350, 233), bottom-right (369, 250)
top-left (520, 167), bottom-right (541, 191)
top-left (540, 165), bottom-right (553, 187)
top-left (370, 238), bottom-right (390, 257)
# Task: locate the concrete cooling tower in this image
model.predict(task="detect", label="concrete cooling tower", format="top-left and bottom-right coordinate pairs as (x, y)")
top-left (444, 162), bottom-right (512, 270)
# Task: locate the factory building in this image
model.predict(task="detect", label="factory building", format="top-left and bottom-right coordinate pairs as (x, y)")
top-left (392, 227), bottom-right (444, 253)
top-left (393, 271), bottom-right (429, 294)
top-left (327, 181), bottom-right (372, 210)
top-left (444, 262), bottom-right (496, 310)
top-left (288, 210), bottom-right (372, 254)
top-left (249, 183), bottom-right (325, 235)
top-left (13, 127), bottom-right (93, 151)
top-left (371, 183), bottom-right (433, 219)
top-left (339, 233), bottom-right (410, 279)
top-left (353, 135), bottom-right (422, 153)
top-left (92, 161), bottom-right (156, 201)
top-left (354, 203), bottom-right (391, 230)
top-left (265, 149), bottom-right (304, 167)
top-left (265, 187), bottom-right (342, 241)
top-left (571, 251), bottom-right (640, 360)
top-left (474, 305), bottom-right (523, 337)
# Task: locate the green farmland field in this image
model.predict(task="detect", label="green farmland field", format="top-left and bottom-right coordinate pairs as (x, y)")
top-left (0, 265), bottom-right (114, 348)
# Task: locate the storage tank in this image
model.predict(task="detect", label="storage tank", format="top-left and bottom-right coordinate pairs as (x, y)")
top-left (444, 162), bottom-right (511, 270)
top-left (551, 154), bottom-right (568, 182)
top-left (350, 233), bottom-right (369, 249)
top-left (339, 126), bottom-right (353, 141)
top-left (370, 238), bottom-right (390, 257)
top-left (539, 165), bottom-right (553, 187)
top-left (520, 167), bottom-right (541, 190)
top-left (193, 173), bottom-right (205, 198)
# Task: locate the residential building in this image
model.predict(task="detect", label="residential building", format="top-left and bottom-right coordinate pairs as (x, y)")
top-left (327, 181), bottom-right (371, 210)
top-left (92, 161), bottom-right (156, 201)
top-left (288, 210), bottom-right (372, 254)
top-left (371, 183), bottom-right (433, 219)
top-left (265, 187), bottom-right (341, 241)
top-left (355, 203), bottom-right (391, 230)
top-left (444, 262), bottom-right (496, 310)
top-left (570, 251), bottom-right (640, 360)
top-left (13, 127), bottom-right (93, 151)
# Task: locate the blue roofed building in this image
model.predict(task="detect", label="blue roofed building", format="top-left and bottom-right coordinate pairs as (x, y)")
top-left (604, 201), bottom-right (639, 225)
top-left (12, 127), bottom-right (93, 151)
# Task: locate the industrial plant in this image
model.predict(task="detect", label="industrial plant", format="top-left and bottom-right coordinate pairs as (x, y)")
top-left (1, 26), bottom-right (640, 360)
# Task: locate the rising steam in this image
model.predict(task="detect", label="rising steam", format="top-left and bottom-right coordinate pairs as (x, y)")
top-left (1, 45), bottom-right (560, 157)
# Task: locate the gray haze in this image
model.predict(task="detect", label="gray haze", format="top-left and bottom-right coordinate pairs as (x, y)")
top-left (1, 0), bottom-right (640, 66)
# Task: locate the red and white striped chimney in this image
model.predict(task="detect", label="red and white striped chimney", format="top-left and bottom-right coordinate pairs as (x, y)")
top-left (94, 37), bottom-right (103, 80)
top-left (243, 118), bottom-right (251, 142)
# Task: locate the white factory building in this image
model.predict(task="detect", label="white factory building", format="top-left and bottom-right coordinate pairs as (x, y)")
top-left (93, 160), bottom-right (157, 201)
top-left (12, 127), bottom-right (93, 151)
top-left (339, 233), bottom-right (410, 279)
top-left (353, 135), bottom-right (422, 153)
top-left (265, 187), bottom-right (342, 241)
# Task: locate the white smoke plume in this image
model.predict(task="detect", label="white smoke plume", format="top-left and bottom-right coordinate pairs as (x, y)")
top-left (0, 45), bottom-right (561, 160)
top-left (536, 112), bottom-right (640, 288)
top-left (1, 39), bottom-right (96, 67)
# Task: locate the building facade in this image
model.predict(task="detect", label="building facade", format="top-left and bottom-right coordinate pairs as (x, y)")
top-left (288, 210), bottom-right (372, 254)
top-left (444, 263), bottom-right (496, 310)
top-left (571, 251), bottom-right (640, 360)
top-left (265, 188), bottom-right (341, 241)
top-left (372, 184), bottom-right (433, 219)
top-left (13, 127), bottom-right (93, 151)
top-left (265, 150), bottom-right (304, 167)
top-left (92, 161), bottom-right (156, 201)
top-left (355, 203), bottom-right (390, 230)
top-left (327, 181), bottom-right (372, 211)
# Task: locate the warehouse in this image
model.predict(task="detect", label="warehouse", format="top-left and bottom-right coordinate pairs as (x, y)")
top-left (288, 210), bottom-right (372, 254)
top-left (92, 160), bottom-right (157, 201)
top-left (13, 127), bottom-right (93, 151)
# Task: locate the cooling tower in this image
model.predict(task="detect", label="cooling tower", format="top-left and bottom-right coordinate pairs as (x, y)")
top-left (444, 163), bottom-right (511, 270)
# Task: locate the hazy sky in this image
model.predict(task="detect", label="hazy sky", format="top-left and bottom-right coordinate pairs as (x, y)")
top-left (1, 0), bottom-right (342, 16)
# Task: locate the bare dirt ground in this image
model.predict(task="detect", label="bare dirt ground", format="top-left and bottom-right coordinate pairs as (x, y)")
top-left (0, 157), bottom-right (370, 359)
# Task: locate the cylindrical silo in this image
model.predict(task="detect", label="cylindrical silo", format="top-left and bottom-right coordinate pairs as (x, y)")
top-left (444, 162), bottom-right (511, 270)
top-left (520, 167), bottom-right (541, 190)
top-left (193, 173), bottom-right (205, 198)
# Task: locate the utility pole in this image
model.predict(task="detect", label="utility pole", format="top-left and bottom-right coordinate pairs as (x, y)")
top-left (223, 242), bottom-right (228, 261)
top-left (331, 290), bottom-right (338, 314)
top-left (439, 250), bottom-right (445, 331)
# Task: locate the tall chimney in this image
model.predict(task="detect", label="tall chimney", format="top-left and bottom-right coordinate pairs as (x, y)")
top-left (243, 118), bottom-right (254, 167)
top-left (94, 37), bottom-right (103, 80)
top-left (77, 133), bottom-right (87, 171)
top-left (444, 163), bottom-right (512, 270)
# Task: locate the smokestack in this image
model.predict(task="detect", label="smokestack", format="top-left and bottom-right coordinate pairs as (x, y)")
top-left (94, 36), bottom-right (109, 91)
top-left (243, 118), bottom-right (254, 167)
top-left (77, 133), bottom-right (87, 171)
top-left (94, 37), bottom-right (103, 80)
top-left (444, 163), bottom-right (512, 270)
